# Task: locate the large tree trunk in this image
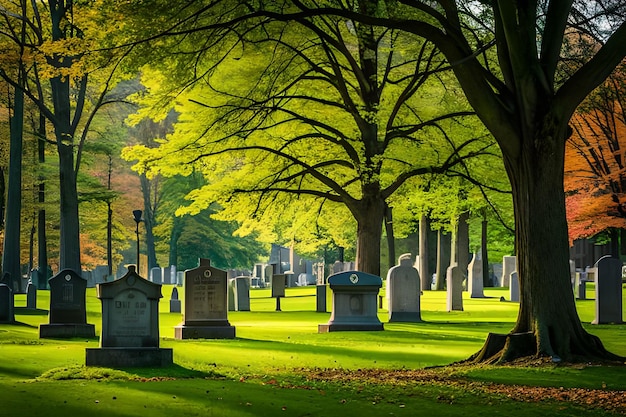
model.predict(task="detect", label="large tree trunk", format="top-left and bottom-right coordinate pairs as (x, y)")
top-left (353, 197), bottom-right (385, 276)
top-left (472, 118), bottom-right (621, 363)
top-left (50, 1), bottom-right (81, 273)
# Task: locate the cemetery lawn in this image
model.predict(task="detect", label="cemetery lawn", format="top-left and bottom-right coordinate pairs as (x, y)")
top-left (1, 286), bottom-right (625, 416)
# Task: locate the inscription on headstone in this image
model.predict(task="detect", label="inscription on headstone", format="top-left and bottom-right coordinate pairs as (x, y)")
top-left (175, 258), bottom-right (235, 339)
top-left (85, 265), bottom-right (172, 367)
top-left (40, 269), bottom-right (95, 338)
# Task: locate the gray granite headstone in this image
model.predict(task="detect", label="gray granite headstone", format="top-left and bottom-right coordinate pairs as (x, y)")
top-left (319, 271), bottom-right (384, 332)
top-left (316, 284), bottom-right (327, 312)
top-left (502, 256), bottom-right (517, 287)
top-left (492, 263), bottom-right (503, 287)
top-left (230, 276), bottom-right (250, 311)
top-left (40, 269), bottom-right (96, 338)
top-left (169, 287), bottom-right (181, 313)
top-left (162, 267), bottom-right (171, 285)
top-left (509, 271), bottom-right (520, 302)
top-left (592, 257), bottom-right (623, 324)
top-left (86, 265), bottom-right (172, 367)
top-left (0, 284), bottom-right (14, 323)
top-left (271, 273), bottom-right (286, 298)
top-left (446, 265), bottom-right (464, 311)
top-left (387, 254), bottom-right (421, 322)
top-left (175, 258), bottom-right (235, 339)
top-left (574, 271), bottom-right (587, 300)
top-left (150, 267), bottom-right (162, 284)
top-left (26, 281), bottom-right (37, 309)
top-left (467, 253), bottom-right (484, 298)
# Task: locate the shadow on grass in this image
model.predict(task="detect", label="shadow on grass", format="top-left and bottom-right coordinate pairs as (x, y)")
top-left (15, 307), bottom-right (49, 316)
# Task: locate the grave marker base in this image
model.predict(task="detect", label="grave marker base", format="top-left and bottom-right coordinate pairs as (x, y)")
top-left (39, 323), bottom-right (96, 339)
top-left (318, 323), bottom-right (384, 333)
top-left (388, 311), bottom-right (422, 323)
top-left (85, 347), bottom-right (173, 367)
top-left (174, 325), bottom-right (235, 339)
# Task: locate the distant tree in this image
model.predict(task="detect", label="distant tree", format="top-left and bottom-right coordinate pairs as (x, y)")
top-left (565, 63), bottom-right (626, 244)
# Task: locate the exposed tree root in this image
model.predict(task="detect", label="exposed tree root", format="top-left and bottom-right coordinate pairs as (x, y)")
top-left (466, 331), bottom-right (625, 365)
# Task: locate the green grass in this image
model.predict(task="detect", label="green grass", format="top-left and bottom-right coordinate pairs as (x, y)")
top-left (0, 284), bottom-right (625, 416)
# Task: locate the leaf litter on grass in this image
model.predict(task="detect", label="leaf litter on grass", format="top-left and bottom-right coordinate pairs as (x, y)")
top-left (297, 363), bottom-right (626, 415)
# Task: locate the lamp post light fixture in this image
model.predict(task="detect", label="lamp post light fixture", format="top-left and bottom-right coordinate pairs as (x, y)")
top-left (132, 210), bottom-right (143, 273)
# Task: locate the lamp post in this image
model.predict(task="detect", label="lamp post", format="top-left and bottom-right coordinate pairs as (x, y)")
top-left (132, 210), bottom-right (143, 273)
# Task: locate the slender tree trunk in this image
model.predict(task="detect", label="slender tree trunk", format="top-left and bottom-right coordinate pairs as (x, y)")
top-left (435, 230), bottom-right (450, 290)
top-left (140, 174), bottom-right (158, 271)
top-left (2, 83), bottom-right (24, 292)
top-left (37, 112), bottom-right (48, 289)
top-left (384, 203), bottom-right (395, 270)
top-left (457, 212), bottom-right (470, 278)
top-left (418, 214), bottom-right (430, 290)
top-left (481, 216), bottom-right (489, 287)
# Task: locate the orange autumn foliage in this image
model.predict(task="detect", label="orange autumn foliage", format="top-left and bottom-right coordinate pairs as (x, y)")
top-left (565, 72), bottom-right (626, 242)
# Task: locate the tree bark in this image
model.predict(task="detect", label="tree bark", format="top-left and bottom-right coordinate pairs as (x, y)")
top-left (140, 174), bottom-right (158, 272)
top-left (435, 230), bottom-right (450, 290)
top-left (418, 214), bottom-right (430, 290)
top-left (2, 83), bottom-right (24, 292)
top-left (353, 197), bottom-right (385, 276)
top-left (384, 203), bottom-right (395, 271)
top-left (473, 116), bottom-right (622, 363)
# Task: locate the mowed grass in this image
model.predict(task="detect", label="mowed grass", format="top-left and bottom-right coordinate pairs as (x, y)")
top-left (0, 283), bottom-right (625, 417)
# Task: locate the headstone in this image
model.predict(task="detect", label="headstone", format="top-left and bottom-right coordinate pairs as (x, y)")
top-left (285, 271), bottom-right (296, 287)
top-left (150, 267), bottom-right (162, 284)
top-left (502, 256), bottom-right (517, 287)
top-left (169, 287), bottom-right (181, 313)
top-left (83, 269), bottom-right (95, 288)
top-left (175, 258), bottom-right (235, 339)
top-left (163, 267), bottom-right (171, 285)
top-left (318, 271), bottom-right (384, 332)
top-left (271, 273), bottom-right (286, 298)
top-left (331, 261), bottom-right (344, 275)
top-left (272, 274), bottom-right (286, 311)
top-left (176, 271), bottom-right (184, 286)
top-left (446, 265), bottom-right (464, 311)
top-left (467, 253), bottom-right (485, 298)
top-left (230, 276), bottom-right (250, 311)
top-left (85, 265), bottom-right (173, 367)
top-left (574, 271), bottom-right (587, 300)
top-left (0, 284), bottom-right (14, 323)
top-left (94, 265), bottom-right (110, 284)
top-left (26, 281), bottom-right (37, 309)
top-left (40, 269), bottom-right (96, 338)
top-left (491, 263), bottom-right (503, 287)
top-left (509, 271), bottom-right (520, 302)
top-left (170, 265), bottom-right (177, 285)
top-left (264, 264), bottom-right (273, 286)
top-left (592, 257), bottom-right (623, 324)
top-left (387, 254), bottom-right (421, 322)
top-left (316, 284), bottom-right (327, 312)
